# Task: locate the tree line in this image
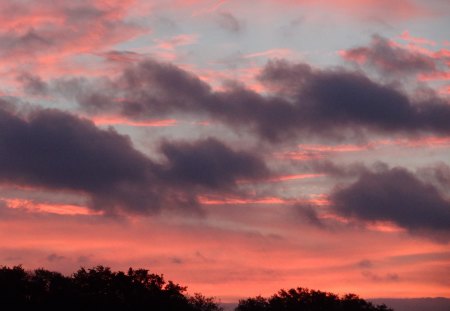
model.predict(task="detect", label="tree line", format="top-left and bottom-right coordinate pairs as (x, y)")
top-left (236, 288), bottom-right (393, 311)
top-left (0, 265), bottom-right (393, 310)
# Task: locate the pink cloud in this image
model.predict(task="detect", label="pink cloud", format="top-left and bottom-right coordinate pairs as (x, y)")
top-left (154, 34), bottom-right (199, 50)
top-left (278, 136), bottom-right (450, 161)
top-left (342, 34), bottom-right (450, 92)
top-left (379, 136), bottom-right (450, 148)
top-left (418, 71), bottom-right (450, 81)
top-left (244, 49), bottom-right (296, 60)
top-left (90, 115), bottom-right (178, 127)
top-left (191, 0), bottom-right (229, 16)
top-left (264, 173), bottom-right (325, 182)
top-left (440, 85), bottom-right (450, 95)
top-left (399, 31), bottom-right (436, 46)
top-left (187, 65), bottom-right (266, 93)
top-left (366, 221), bottom-right (406, 233)
top-left (178, 0), bottom-right (429, 20)
top-left (275, 0), bottom-right (429, 20)
top-left (198, 194), bottom-right (329, 206)
top-left (0, 0), bottom-right (147, 83)
top-left (278, 143), bottom-right (372, 160)
top-left (3, 198), bottom-right (100, 216)
top-left (198, 196), bottom-right (294, 205)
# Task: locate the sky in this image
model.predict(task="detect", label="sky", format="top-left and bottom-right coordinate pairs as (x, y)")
top-left (0, 0), bottom-right (450, 303)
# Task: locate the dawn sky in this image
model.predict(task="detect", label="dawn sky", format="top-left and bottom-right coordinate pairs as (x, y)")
top-left (0, 0), bottom-right (449, 302)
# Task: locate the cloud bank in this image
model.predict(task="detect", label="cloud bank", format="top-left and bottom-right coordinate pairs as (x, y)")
top-left (331, 167), bottom-right (450, 240)
top-left (0, 102), bottom-right (268, 215)
top-left (57, 58), bottom-right (450, 142)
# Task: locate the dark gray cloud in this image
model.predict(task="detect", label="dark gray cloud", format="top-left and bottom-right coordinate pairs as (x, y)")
top-left (0, 108), bottom-right (152, 192)
top-left (362, 271), bottom-right (400, 282)
top-left (259, 60), bottom-right (439, 134)
top-left (357, 259), bottom-right (373, 269)
top-left (216, 12), bottom-right (244, 33)
top-left (342, 35), bottom-right (438, 75)
top-left (118, 59), bottom-right (212, 117)
top-left (18, 73), bottom-right (49, 96)
top-left (160, 138), bottom-right (268, 190)
top-left (65, 58), bottom-right (450, 142)
top-left (0, 103), bottom-right (269, 215)
top-left (331, 167), bottom-right (450, 239)
top-left (0, 104), bottom-right (162, 214)
top-left (0, 29), bottom-right (52, 57)
top-left (294, 204), bottom-right (324, 227)
top-left (47, 253), bottom-right (66, 262)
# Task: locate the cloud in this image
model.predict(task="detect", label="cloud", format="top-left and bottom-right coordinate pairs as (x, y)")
top-left (357, 259), bottom-right (373, 269)
top-left (159, 138), bottom-right (269, 190)
top-left (64, 58), bottom-right (450, 142)
top-left (330, 167), bottom-right (450, 240)
top-left (154, 34), bottom-right (199, 50)
top-left (277, 0), bottom-right (428, 20)
top-left (341, 34), bottom-right (450, 86)
top-left (47, 253), bottom-right (66, 262)
top-left (0, 104), bottom-right (161, 214)
top-left (0, 103), bottom-right (269, 215)
top-left (341, 35), bottom-right (438, 75)
top-left (362, 271), bottom-right (400, 282)
top-left (0, 0), bottom-right (144, 81)
top-left (118, 59), bottom-right (212, 117)
top-left (417, 162), bottom-right (450, 193)
top-left (256, 59), bottom-right (450, 138)
top-left (216, 12), bottom-right (243, 33)
top-left (294, 204), bottom-right (324, 227)
top-left (101, 51), bottom-right (144, 65)
top-left (17, 73), bottom-right (49, 96)
top-left (0, 0), bottom-right (142, 59)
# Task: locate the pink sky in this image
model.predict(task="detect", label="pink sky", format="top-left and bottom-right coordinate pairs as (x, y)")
top-left (0, 0), bottom-right (449, 303)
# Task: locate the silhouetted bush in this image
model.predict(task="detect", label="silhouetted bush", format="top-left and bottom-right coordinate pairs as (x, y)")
top-left (236, 287), bottom-right (393, 311)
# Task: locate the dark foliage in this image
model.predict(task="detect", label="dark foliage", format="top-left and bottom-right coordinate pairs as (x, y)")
top-left (0, 265), bottom-right (394, 310)
top-left (236, 288), bottom-right (393, 311)
top-left (0, 265), bottom-right (223, 310)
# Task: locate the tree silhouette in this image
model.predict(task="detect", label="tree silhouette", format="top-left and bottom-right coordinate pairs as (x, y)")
top-left (0, 265), bottom-right (223, 310)
top-left (0, 265), bottom-right (29, 305)
top-left (236, 287), bottom-right (393, 311)
top-left (190, 293), bottom-right (225, 311)
top-left (235, 295), bottom-right (270, 311)
top-left (0, 265), bottom-right (394, 310)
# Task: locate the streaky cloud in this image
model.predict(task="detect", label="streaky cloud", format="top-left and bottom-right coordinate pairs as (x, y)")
top-left (61, 57), bottom-right (450, 142)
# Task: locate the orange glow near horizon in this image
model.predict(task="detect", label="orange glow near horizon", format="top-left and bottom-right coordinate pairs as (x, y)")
top-left (1, 208), bottom-right (448, 301)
